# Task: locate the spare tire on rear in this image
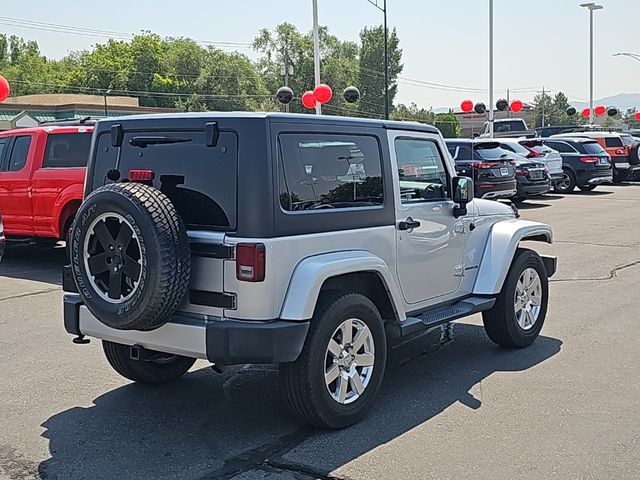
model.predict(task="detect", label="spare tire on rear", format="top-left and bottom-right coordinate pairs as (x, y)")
top-left (70, 182), bottom-right (191, 331)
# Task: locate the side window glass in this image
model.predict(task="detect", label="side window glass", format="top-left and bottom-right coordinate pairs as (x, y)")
top-left (395, 138), bottom-right (449, 203)
top-left (278, 134), bottom-right (383, 211)
top-left (8, 136), bottom-right (31, 171)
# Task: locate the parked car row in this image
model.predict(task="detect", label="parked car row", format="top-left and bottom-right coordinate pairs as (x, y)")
top-left (445, 135), bottom-right (620, 200)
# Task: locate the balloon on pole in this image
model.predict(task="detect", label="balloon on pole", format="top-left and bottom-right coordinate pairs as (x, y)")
top-left (594, 105), bottom-right (606, 116)
top-left (343, 86), bottom-right (360, 103)
top-left (301, 91), bottom-right (317, 109)
top-left (0, 75), bottom-right (10, 103)
top-left (634, 112), bottom-right (640, 121)
top-left (582, 108), bottom-right (591, 118)
top-left (313, 84), bottom-right (333, 104)
top-left (460, 100), bottom-right (473, 113)
top-left (510, 100), bottom-right (523, 113)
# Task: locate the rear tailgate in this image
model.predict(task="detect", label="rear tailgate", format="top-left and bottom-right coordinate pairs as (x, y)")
top-left (89, 124), bottom-right (239, 318)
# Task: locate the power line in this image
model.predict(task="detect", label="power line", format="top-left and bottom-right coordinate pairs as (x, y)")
top-left (0, 16), bottom-right (252, 49)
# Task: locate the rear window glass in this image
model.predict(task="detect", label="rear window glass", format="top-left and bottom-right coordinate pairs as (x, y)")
top-left (475, 146), bottom-right (509, 161)
top-left (604, 137), bottom-right (623, 148)
top-left (278, 134), bottom-right (383, 211)
top-left (494, 120), bottom-right (525, 133)
top-left (43, 133), bottom-right (92, 168)
top-left (501, 142), bottom-right (530, 156)
top-left (582, 142), bottom-right (606, 154)
top-left (620, 135), bottom-right (635, 146)
top-left (545, 141), bottom-right (574, 153)
top-left (93, 130), bottom-right (238, 230)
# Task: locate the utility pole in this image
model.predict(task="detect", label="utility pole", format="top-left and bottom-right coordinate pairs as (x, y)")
top-left (383, 0), bottom-right (389, 120)
top-left (541, 86), bottom-right (545, 128)
top-left (282, 52), bottom-right (292, 113)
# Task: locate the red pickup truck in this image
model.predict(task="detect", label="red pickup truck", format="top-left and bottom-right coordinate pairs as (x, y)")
top-left (0, 122), bottom-right (93, 242)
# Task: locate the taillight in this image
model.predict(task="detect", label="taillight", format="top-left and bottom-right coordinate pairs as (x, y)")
top-left (236, 243), bottom-right (265, 282)
top-left (580, 156), bottom-right (598, 163)
top-left (525, 146), bottom-right (542, 158)
top-left (469, 161), bottom-right (499, 169)
top-left (614, 148), bottom-right (625, 156)
top-left (515, 167), bottom-right (527, 176)
top-left (129, 169), bottom-right (155, 181)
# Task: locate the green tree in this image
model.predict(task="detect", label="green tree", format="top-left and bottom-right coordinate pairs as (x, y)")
top-left (253, 23), bottom-right (359, 115)
top-left (358, 25), bottom-right (402, 117)
top-left (434, 112), bottom-right (461, 138)
top-left (391, 102), bottom-right (435, 123)
top-left (622, 108), bottom-right (640, 128)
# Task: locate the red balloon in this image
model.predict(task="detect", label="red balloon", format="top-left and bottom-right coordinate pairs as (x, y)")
top-left (313, 84), bottom-right (333, 104)
top-left (594, 105), bottom-right (606, 116)
top-left (0, 75), bottom-right (10, 102)
top-left (301, 91), bottom-right (316, 109)
top-left (582, 108), bottom-right (591, 118)
top-left (510, 100), bottom-right (523, 113)
top-left (634, 112), bottom-right (640, 121)
top-left (460, 99), bottom-right (473, 113)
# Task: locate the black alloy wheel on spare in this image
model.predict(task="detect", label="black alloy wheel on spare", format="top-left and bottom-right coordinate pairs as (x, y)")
top-left (70, 182), bottom-right (191, 331)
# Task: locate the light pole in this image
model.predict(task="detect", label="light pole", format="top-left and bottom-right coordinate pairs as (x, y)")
top-left (580, 2), bottom-right (603, 125)
top-left (312, 0), bottom-right (321, 115)
top-left (103, 89), bottom-right (112, 116)
top-left (366, 0), bottom-right (389, 119)
top-left (488, 0), bottom-right (494, 138)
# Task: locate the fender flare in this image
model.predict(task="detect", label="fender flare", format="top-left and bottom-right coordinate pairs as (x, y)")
top-left (473, 220), bottom-right (553, 295)
top-left (279, 250), bottom-right (405, 321)
top-left (52, 184), bottom-right (83, 238)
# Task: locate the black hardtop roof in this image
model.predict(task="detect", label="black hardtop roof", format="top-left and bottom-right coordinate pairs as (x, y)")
top-left (95, 111), bottom-right (440, 134)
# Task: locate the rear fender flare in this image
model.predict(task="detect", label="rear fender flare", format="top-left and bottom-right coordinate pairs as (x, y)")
top-left (473, 220), bottom-right (553, 295)
top-left (279, 251), bottom-right (405, 321)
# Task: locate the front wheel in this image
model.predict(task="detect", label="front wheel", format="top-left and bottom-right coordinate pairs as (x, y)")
top-left (280, 293), bottom-right (387, 429)
top-left (102, 341), bottom-right (196, 384)
top-left (483, 249), bottom-right (549, 348)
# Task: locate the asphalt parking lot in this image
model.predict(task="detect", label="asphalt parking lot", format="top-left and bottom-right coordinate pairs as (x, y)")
top-left (1, 185), bottom-right (639, 480)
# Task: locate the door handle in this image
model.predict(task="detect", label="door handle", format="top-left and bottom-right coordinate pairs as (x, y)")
top-left (398, 218), bottom-right (421, 231)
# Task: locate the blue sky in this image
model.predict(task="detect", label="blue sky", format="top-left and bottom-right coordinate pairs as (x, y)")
top-left (1, 1), bottom-right (638, 109)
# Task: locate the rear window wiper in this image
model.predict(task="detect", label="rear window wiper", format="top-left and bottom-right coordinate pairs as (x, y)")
top-left (129, 136), bottom-right (192, 148)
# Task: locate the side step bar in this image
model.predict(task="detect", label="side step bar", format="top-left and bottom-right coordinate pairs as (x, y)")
top-left (387, 296), bottom-right (496, 337)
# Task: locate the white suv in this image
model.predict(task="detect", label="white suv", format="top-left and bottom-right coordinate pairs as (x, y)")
top-left (63, 113), bottom-right (556, 429)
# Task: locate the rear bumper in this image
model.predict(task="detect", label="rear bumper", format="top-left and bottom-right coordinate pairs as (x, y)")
top-left (64, 295), bottom-right (310, 365)
top-left (515, 179), bottom-right (551, 196)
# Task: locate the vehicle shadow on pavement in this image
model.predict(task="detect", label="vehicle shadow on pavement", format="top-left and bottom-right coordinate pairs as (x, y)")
top-left (38, 324), bottom-right (562, 480)
top-left (0, 244), bottom-right (65, 285)
top-left (512, 201), bottom-right (552, 210)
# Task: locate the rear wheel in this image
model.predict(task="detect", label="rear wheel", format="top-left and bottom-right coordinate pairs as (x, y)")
top-left (483, 249), bottom-right (548, 348)
top-left (280, 293), bottom-right (387, 429)
top-left (102, 341), bottom-right (196, 384)
top-left (578, 185), bottom-right (596, 192)
top-left (553, 169), bottom-right (575, 193)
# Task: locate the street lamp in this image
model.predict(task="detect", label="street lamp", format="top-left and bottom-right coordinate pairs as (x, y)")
top-left (488, 0), bottom-right (494, 137)
top-left (366, 0), bottom-right (389, 120)
top-left (613, 52), bottom-right (640, 63)
top-left (312, 0), bottom-right (321, 115)
top-left (580, 2), bottom-right (604, 125)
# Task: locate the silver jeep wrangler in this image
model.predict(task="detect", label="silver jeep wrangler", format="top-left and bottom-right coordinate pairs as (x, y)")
top-left (63, 112), bottom-right (556, 429)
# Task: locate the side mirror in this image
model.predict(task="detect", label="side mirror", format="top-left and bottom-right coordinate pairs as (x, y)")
top-left (472, 132), bottom-right (480, 138)
top-left (452, 176), bottom-right (474, 218)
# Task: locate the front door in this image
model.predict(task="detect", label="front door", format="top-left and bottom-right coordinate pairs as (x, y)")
top-left (0, 135), bottom-right (34, 235)
top-left (390, 132), bottom-right (465, 305)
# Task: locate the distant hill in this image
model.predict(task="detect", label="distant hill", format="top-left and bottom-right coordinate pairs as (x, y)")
top-left (571, 93), bottom-right (640, 111)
